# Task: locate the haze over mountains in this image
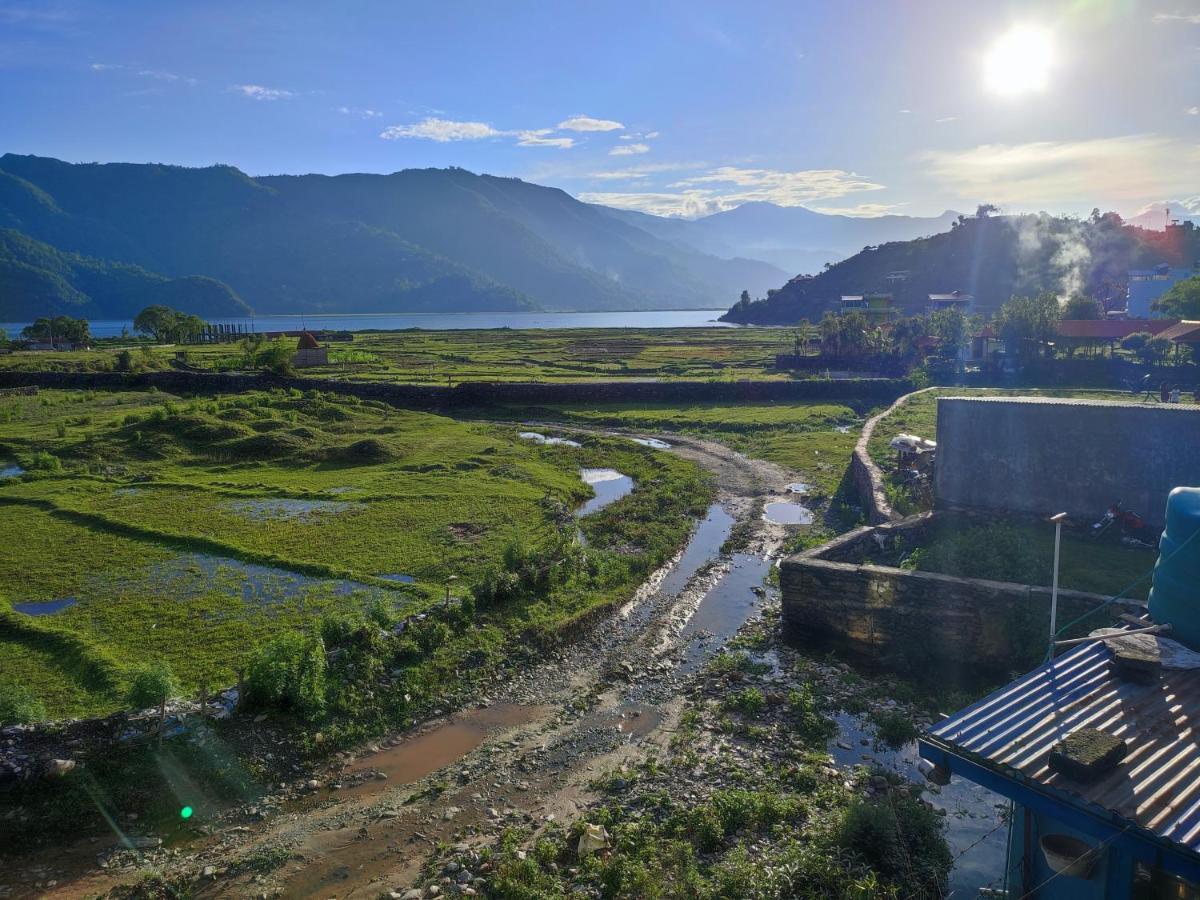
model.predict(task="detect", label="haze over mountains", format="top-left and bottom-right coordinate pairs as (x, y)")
top-left (0, 154), bottom-right (965, 322)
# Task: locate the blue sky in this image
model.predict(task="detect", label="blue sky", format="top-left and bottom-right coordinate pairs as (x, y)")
top-left (1, 0), bottom-right (1197, 219)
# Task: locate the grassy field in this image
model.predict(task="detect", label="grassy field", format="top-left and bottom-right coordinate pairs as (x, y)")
top-left (0, 326), bottom-right (810, 382)
top-left (0, 388), bottom-right (712, 720)
top-left (480, 399), bottom-right (874, 498)
top-left (867, 387), bottom-right (1135, 515)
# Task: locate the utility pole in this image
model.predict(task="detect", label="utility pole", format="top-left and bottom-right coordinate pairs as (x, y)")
top-left (1047, 512), bottom-right (1068, 659)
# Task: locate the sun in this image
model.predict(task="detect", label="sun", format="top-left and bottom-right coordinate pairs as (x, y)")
top-left (983, 25), bottom-right (1055, 96)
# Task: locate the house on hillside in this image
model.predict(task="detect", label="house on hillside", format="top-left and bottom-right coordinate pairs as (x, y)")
top-left (927, 291), bottom-right (974, 315)
top-left (1127, 264), bottom-right (1197, 319)
top-left (838, 293), bottom-right (896, 325)
top-left (293, 331), bottom-right (329, 368)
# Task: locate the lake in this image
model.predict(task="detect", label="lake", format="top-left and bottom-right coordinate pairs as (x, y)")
top-left (2, 309), bottom-right (734, 339)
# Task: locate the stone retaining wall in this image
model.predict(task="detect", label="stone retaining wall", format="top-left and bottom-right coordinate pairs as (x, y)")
top-left (780, 513), bottom-right (1139, 675)
top-left (0, 369), bottom-right (912, 410)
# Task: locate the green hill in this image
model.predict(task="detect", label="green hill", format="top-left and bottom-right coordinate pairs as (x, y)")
top-left (0, 154), bottom-right (784, 318)
top-left (0, 228), bottom-right (249, 321)
top-left (721, 212), bottom-right (1200, 324)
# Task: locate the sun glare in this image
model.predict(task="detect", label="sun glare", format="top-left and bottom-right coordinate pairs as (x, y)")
top-left (983, 25), bottom-right (1055, 97)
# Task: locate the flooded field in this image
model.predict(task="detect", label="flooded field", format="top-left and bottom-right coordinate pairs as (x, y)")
top-left (223, 498), bottom-right (366, 522)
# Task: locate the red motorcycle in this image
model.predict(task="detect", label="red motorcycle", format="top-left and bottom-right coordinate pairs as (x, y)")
top-left (1090, 502), bottom-right (1159, 550)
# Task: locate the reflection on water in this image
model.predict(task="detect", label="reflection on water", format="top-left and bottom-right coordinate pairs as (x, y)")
top-left (12, 597), bottom-right (78, 616)
top-left (519, 432), bottom-right (581, 447)
top-left (577, 468), bottom-right (634, 516)
top-left (225, 498), bottom-right (364, 522)
top-left (631, 437), bottom-right (671, 450)
top-left (0, 465), bottom-right (25, 479)
top-left (763, 500), bottom-right (814, 525)
top-left (679, 552), bottom-right (773, 673)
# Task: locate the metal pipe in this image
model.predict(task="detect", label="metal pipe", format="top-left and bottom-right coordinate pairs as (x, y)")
top-left (1048, 512), bottom-right (1068, 658)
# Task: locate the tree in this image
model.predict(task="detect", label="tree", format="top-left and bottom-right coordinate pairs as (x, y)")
top-left (133, 305), bottom-right (178, 342)
top-left (994, 293), bottom-right (1061, 358)
top-left (255, 339), bottom-right (295, 376)
top-left (21, 315), bottom-right (90, 345)
top-left (1154, 276), bottom-right (1200, 319)
top-left (126, 661), bottom-right (179, 743)
top-left (889, 316), bottom-right (928, 362)
top-left (927, 308), bottom-right (968, 359)
top-left (1123, 331), bottom-right (1171, 366)
top-left (1062, 294), bottom-right (1102, 320)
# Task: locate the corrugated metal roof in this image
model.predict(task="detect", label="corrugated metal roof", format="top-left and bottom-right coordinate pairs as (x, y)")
top-left (1056, 319), bottom-right (1178, 339)
top-left (926, 639), bottom-right (1200, 854)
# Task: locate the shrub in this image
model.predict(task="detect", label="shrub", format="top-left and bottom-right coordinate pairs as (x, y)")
top-left (873, 711), bottom-right (919, 748)
top-left (126, 661), bottom-right (179, 737)
top-left (0, 680), bottom-right (46, 725)
top-left (837, 795), bottom-right (950, 893)
top-left (787, 685), bottom-right (837, 743)
top-left (724, 687), bottom-right (766, 716)
top-left (244, 633), bottom-right (327, 719)
top-left (20, 450), bottom-right (61, 472)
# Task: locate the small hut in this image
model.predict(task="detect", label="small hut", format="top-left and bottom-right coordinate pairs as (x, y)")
top-left (293, 331), bottom-right (329, 368)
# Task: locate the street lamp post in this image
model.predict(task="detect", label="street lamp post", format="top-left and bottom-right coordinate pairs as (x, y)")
top-left (1047, 512), bottom-right (1068, 659)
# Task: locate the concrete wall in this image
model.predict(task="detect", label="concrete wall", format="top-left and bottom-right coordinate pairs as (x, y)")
top-left (780, 515), bottom-right (1134, 675)
top-left (0, 370), bottom-right (911, 410)
top-left (935, 397), bottom-right (1200, 527)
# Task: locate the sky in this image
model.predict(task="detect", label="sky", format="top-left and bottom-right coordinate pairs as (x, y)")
top-left (1, 0), bottom-right (1198, 220)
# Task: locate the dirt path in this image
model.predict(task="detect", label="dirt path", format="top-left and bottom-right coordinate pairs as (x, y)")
top-left (20, 430), bottom-right (804, 900)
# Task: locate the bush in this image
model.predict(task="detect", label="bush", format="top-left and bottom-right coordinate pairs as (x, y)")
top-left (126, 661), bottom-right (179, 711)
top-left (873, 711), bottom-right (919, 748)
top-left (0, 680), bottom-right (46, 725)
top-left (244, 633), bottom-right (327, 719)
top-left (787, 685), bottom-right (837, 743)
top-left (724, 687), bottom-right (766, 716)
top-left (837, 795), bottom-right (950, 894)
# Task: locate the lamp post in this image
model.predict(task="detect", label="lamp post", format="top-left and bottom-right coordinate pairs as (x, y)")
top-left (1048, 512), bottom-right (1068, 659)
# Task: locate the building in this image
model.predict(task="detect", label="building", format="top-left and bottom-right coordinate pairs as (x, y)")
top-left (838, 293), bottom-right (896, 325)
top-left (1055, 319), bottom-right (1178, 356)
top-left (292, 331), bottom-right (329, 368)
top-left (928, 291), bottom-right (975, 315)
top-left (1127, 264), bottom-right (1196, 319)
top-left (920, 633), bottom-right (1200, 896)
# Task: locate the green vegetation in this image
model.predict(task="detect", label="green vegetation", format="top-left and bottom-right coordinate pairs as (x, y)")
top-left (0, 388), bottom-right (712, 720)
top-left (133, 304), bottom-right (207, 343)
top-left (894, 518), bottom-right (1153, 600)
top-left (1153, 275), bottom-right (1200, 319)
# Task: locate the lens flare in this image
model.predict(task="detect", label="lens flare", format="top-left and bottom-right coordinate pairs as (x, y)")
top-left (180, 805), bottom-right (193, 819)
top-left (983, 25), bottom-right (1055, 96)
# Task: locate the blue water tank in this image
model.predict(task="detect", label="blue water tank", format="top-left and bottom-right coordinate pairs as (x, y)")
top-left (1148, 487), bottom-right (1200, 649)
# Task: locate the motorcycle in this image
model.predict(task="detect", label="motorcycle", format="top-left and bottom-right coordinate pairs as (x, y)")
top-left (1090, 502), bottom-right (1159, 550)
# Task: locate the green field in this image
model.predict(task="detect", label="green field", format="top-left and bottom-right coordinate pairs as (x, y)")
top-left (0, 388), bottom-right (712, 719)
top-left (0, 326), bottom-right (809, 383)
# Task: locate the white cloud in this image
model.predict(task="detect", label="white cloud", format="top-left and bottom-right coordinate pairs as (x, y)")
top-left (898, 108), bottom-right (912, 114)
top-left (90, 62), bottom-right (123, 71)
top-left (1152, 12), bottom-right (1200, 23)
top-left (557, 115), bottom-right (624, 132)
top-left (935, 116), bottom-right (958, 124)
top-left (586, 163), bottom-right (699, 181)
top-left (923, 134), bottom-right (1200, 206)
top-left (610, 143), bottom-right (650, 156)
top-left (380, 117), bottom-right (501, 141)
top-left (644, 131), bottom-right (660, 139)
top-left (338, 106), bottom-right (382, 119)
top-left (515, 130), bottom-right (575, 149)
top-left (808, 202), bottom-right (907, 217)
top-left (579, 164), bottom-right (885, 217)
top-left (1188, 106), bottom-right (1200, 115)
top-left (139, 69), bottom-right (178, 81)
top-left (232, 84), bottom-right (294, 101)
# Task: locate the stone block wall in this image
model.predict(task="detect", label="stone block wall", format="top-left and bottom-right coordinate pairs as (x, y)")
top-left (780, 514), bottom-right (1137, 675)
top-left (935, 397), bottom-right (1200, 527)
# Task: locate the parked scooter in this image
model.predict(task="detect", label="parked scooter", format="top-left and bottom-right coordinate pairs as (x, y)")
top-left (1089, 502), bottom-right (1159, 550)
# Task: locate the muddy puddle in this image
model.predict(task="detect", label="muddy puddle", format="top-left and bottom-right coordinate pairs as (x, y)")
top-left (828, 712), bottom-right (1008, 896)
top-left (519, 431), bottom-right (581, 448)
top-left (12, 597), bottom-right (78, 616)
top-left (678, 553), bottom-right (773, 673)
top-left (577, 468), bottom-right (633, 516)
top-left (655, 505), bottom-right (734, 601)
top-left (762, 500), bottom-right (815, 525)
top-left (224, 498), bottom-right (365, 522)
top-left (335, 704), bottom-right (548, 797)
top-left (630, 437), bottom-right (671, 450)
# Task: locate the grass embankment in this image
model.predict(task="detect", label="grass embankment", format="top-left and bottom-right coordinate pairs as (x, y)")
top-left (866, 387), bottom-right (1135, 516)
top-left (0, 326), bottom-right (808, 383)
top-left (886, 517), bottom-right (1155, 601)
top-left (0, 388), bottom-right (712, 721)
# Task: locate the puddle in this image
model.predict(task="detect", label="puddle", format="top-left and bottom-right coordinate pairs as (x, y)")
top-left (519, 432), bottom-right (581, 448)
top-left (678, 552), bottom-right (773, 673)
top-left (378, 573), bottom-right (416, 583)
top-left (142, 553), bottom-right (395, 607)
top-left (784, 482), bottom-right (811, 494)
top-left (577, 469), bottom-right (634, 516)
top-left (225, 498), bottom-right (364, 522)
top-left (12, 597), bottom-right (78, 616)
top-left (656, 505), bottom-right (735, 600)
top-left (113, 487), bottom-right (144, 497)
top-left (0, 465), bottom-right (25, 479)
top-left (828, 712), bottom-right (1009, 896)
top-left (762, 500), bottom-right (815, 525)
top-left (337, 704), bottom-right (546, 796)
top-left (630, 437), bottom-right (671, 450)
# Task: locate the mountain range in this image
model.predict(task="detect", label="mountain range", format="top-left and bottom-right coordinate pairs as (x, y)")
top-left (0, 153), bottom-right (970, 322)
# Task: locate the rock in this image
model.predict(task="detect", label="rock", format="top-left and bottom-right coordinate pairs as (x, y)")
top-left (401, 890), bottom-right (423, 900)
top-left (45, 759), bottom-right (75, 778)
top-left (202, 865), bottom-right (217, 878)
top-left (306, 779), bottom-right (321, 791)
